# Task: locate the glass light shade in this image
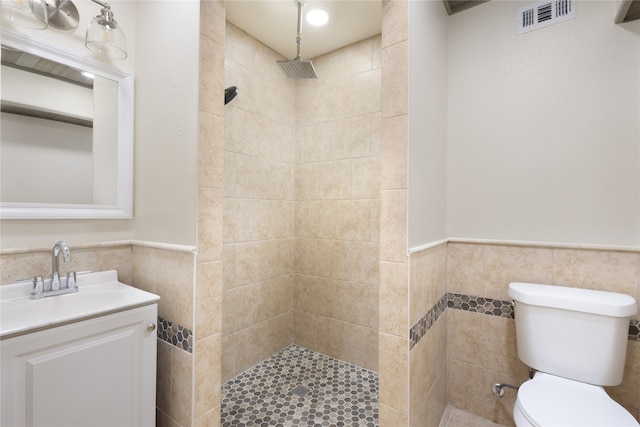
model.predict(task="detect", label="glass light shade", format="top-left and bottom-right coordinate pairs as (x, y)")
top-left (85, 12), bottom-right (127, 60)
top-left (2, 0), bottom-right (48, 30)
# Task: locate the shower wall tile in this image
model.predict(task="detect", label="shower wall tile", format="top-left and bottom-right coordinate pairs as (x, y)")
top-left (252, 275), bottom-right (294, 324)
top-left (296, 114), bottom-right (376, 164)
top-left (223, 199), bottom-right (294, 243)
top-left (292, 309), bottom-right (319, 352)
top-left (222, 285), bottom-right (252, 335)
top-left (315, 240), bottom-right (379, 285)
top-left (352, 156), bottom-right (381, 200)
top-left (199, 0), bottom-right (224, 46)
top-left (381, 40), bottom-right (408, 119)
top-left (194, 334), bottom-right (222, 419)
top-left (224, 152), bottom-right (294, 200)
top-left (235, 60), bottom-right (296, 127)
top-left (296, 69), bottom-right (382, 127)
top-left (306, 37), bottom-right (380, 83)
top-left (379, 332), bottom-right (408, 413)
top-left (222, 312), bottom-right (293, 380)
top-left (382, 0), bottom-right (409, 49)
top-left (381, 115), bottom-right (408, 190)
top-left (371, 112), bottom-right (382, 155)
top-left (194, 406), bottom-right (221, 427)
top-left (199, 34), bottom-right (224, 118)
top-left (380, 189), bottom-right (407, 263)
top-left (316, 316), bottom-right (378, 372)
top-left (379, 261), bottom-right (408, 338)
top-left (198, 112), bottom-right (224, 189)
top-left (198, 188), bottom-right (223, 263)
top-left (196, 260), bottom-right (222, 339)
top-left (225, 24), bottom-right (255, 68)
top-left (225, 239), bottom-right (293, 287)
top-left (225, 107), bottom-right (295, 164)
top-left (295, 201), bottom-right (374, 242)
top-left (294, 275), bottom-right (378, 330)
top-left (295, 160), bottom-right (353, 200)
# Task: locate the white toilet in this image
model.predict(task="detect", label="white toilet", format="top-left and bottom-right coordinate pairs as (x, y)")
top-left (509, 282), bottom-right (639, 427)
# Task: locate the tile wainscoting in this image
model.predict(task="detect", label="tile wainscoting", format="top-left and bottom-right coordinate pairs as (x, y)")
top-left (411, 291), bottom-right (639, 352)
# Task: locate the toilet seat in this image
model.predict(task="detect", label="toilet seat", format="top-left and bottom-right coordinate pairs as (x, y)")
top-left (514, 372), bottom-right (639, 427)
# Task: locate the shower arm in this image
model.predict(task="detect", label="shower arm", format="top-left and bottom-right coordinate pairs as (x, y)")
top-left (295, 0), bottom-right (304, 60)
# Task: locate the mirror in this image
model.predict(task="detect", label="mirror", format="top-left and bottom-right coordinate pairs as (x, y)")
top-left (0, 30), bottom-right (133, 219)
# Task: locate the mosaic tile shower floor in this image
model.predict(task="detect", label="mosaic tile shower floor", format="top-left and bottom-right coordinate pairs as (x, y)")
top-left (221, 344), bottom-right (379, 427)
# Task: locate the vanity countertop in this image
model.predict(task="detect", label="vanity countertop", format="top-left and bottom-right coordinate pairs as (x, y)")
top-left (0, 270), bottom-right (159, 339)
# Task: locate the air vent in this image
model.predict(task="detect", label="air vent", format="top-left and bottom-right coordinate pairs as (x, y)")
top-left (516, 0), bottom-right (576, 35)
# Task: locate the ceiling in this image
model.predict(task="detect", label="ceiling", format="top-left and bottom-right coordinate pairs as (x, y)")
top-left (225, 1), bottom-right (381, 60)
top-left (225, 1), bottom-right (488, 61)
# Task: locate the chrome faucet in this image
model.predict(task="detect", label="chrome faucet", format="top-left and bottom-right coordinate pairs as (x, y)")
top-left (50, 240), bottom-right (71, 291)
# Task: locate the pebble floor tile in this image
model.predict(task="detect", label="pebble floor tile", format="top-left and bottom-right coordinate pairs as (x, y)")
top-left (221, 344), bottom-right (379, 426)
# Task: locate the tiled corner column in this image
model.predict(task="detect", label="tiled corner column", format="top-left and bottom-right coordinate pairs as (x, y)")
top-left (195, 1), bottom-right (226, 426)
top-left (379, 0), bottom-right (410, 425)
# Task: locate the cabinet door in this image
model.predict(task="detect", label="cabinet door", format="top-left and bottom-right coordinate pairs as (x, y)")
top-left (1, 304), bottom-right (157, 427)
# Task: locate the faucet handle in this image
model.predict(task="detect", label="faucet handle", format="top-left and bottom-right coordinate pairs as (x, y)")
top-left (31, 276), bottom-right (44, 296)
top-left (66, 272), bottom-right (77, 289)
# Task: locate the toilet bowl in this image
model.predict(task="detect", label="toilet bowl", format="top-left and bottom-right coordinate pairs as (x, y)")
top-left (513, 372), bottom-right (639, 427)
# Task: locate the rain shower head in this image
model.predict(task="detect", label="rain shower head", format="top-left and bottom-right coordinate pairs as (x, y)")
top-left (277, 59), bottom-right (317, 79)
top-left (278, 0), bottom-right (317, 79)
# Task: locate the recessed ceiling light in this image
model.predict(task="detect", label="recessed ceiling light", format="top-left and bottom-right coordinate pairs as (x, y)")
top-left (306, 9), bottom-right (329, 26)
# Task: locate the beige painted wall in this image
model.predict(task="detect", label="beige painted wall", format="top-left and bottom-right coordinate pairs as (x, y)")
top-left (446, 1), bottom-right (640, 247)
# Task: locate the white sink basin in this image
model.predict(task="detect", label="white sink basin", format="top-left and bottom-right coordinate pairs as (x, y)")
top-left (1, 270), bottom-right (159, 339)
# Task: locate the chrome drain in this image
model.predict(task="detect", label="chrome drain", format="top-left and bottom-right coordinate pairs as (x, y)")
top-left (290, 385), bottom-right (310, 397)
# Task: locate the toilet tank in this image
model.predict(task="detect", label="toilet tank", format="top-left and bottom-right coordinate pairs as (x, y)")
top-left (509, 282), bottom-right (637, 386)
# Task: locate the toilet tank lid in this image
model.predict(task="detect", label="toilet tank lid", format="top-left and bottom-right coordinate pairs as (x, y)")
top-left (509, 282), bottom-right (638, 317)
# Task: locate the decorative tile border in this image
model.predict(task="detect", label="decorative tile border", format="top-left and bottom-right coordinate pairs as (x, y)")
top-left (409, 292), bottom-right (640, 350)
top-left (409, 293), bottom-right (447, 350)
top-left (447, 292), bottom-right (514, 319)
top-left (630, 320), bottom-right (640, 342)
top-left (157, 317), bottom-right (193, 353)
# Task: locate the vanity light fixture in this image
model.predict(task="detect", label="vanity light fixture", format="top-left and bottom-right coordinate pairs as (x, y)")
top-left (2, 0), bottom-right (49, 30)
top-left (2, 0), bottom-right (127, 60)
top-left (84, 0), bottom-right (127, 59)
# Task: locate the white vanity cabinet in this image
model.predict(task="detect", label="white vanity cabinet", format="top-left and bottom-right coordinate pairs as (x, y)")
top-left (1, 304), bottom-right (158, 427)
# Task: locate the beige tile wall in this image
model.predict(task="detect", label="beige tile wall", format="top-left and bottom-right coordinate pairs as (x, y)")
top-left (293, 35), bottom-right (381, 373)
top-left (132, 245), bottom-right (196, 427)
top-left (195, 1), bottom-right (226, 426)
top-left (379, 0), bottom-right (410, 424)
top-left (447, 242), bottom-right (640, 425)
top-left (408, 244), bottom-right (448, 427)
top-left (222, 22), bottom-right (296, 382)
